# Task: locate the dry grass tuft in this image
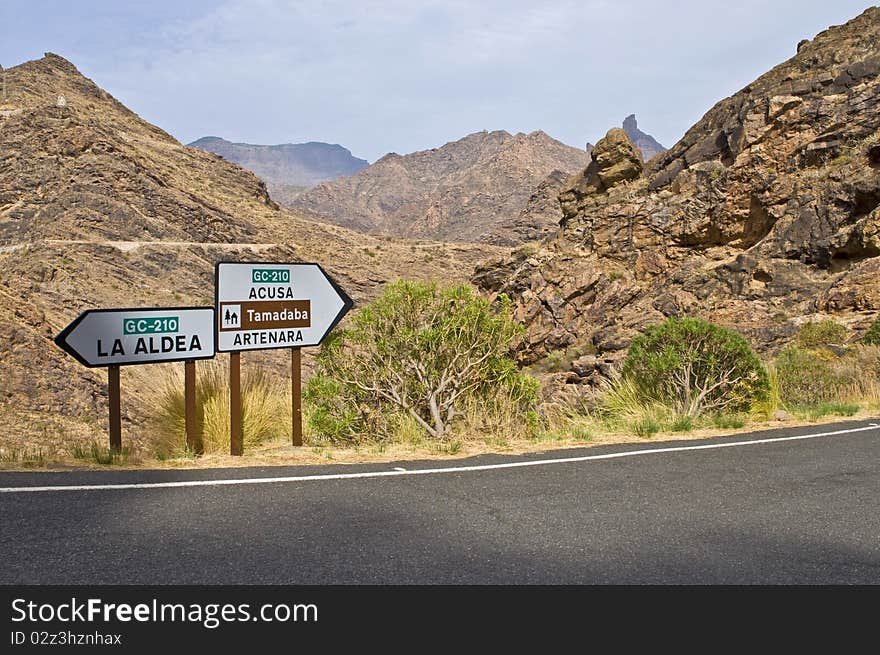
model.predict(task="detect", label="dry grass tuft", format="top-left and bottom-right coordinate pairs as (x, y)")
top-left (145, 359), bottom-right (290, 457)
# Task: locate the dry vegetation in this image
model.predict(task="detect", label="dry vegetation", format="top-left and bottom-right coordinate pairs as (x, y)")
top-left (3, 302), bottom-right (878, 471)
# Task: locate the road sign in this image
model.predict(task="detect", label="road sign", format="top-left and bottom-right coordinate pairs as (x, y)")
top-left (215, 262), bottom-right (353, 352)
top-left (55, 307), bottom-right (216, 368)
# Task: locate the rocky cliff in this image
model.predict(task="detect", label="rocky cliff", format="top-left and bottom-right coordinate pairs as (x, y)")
top-left (188, 136), bottom-right (368, 205)
top-left (291, 129), bottom-right (591, 243)
top-left (474, 8), bottom-right (880, 396)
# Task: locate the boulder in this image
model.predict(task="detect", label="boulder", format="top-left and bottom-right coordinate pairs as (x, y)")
top-left (560, 128), bottom-right (643, 201)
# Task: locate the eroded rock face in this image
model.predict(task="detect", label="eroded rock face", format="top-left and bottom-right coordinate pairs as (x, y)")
top-left (474, 7), bottom-right (880, 391)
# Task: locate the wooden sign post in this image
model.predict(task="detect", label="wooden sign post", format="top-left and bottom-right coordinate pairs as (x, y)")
top-left (215, 262), bottom-right (352, 455)
top-left (291, 347), bottom-right (302, 446)
top-left (108, 365), bottom-right (122, 452)
top-left (230, 352), bottom-right (242, 456)
top-left (184, 359), bottom-right (203, 454)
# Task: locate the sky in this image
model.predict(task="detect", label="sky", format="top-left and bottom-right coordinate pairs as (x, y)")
top-left (1, 1), bottom-right (874, 162)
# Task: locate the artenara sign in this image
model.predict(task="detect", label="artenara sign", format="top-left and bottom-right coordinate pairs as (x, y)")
top-left (55, 307), bottom-right (216, 368)
top-left (215, 262), bottom-right (353, 352)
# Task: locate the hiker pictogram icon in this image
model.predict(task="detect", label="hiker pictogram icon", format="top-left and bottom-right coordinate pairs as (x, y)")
top-left (222, 304), bottom-right (241, 328)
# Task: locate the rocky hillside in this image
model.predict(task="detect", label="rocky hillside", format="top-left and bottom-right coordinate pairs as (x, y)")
top-left (622, 114), bottom-right (666, 161)
top-left (474, 7), bottom-right (880, 399)
top-left (291, 129), bottom-right (591, 243)
top-left (188, 136), bottom-right (368, 205)
top-left (0, 54), bottom-right (502, 450)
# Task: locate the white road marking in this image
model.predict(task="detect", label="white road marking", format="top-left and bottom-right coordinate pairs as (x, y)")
top-left (393, 467), bottom-right (407, 472)
top-left (1, 423), bottom-right (877, 494)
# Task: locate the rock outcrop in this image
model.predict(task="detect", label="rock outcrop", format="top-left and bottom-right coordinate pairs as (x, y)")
top-left (292, 129), bottom-right (591, 243)
top-left (474, 8), bottom-right (880, 394)
top-left (559, 128), bottom-right (643, 203)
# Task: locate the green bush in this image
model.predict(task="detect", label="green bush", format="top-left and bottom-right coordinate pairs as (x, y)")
top-left (796, 319), bottom-right (846, 349)
top-left (802, 402), bottom-right (859, 420)
top-left (632, 416), bottom-right (660, 438)
top-left (712, 414), bottom-right (745, 429)
top-left (670, 415), bottom-right (695, 432)
top-left (862, 317), bottom-right (880, 345)
top-left (305, 281), bottom-right (538, 443)
top-left (774, 346), bottom-right (844, 407)
top-left (621, 317), bottom-right (769, 417)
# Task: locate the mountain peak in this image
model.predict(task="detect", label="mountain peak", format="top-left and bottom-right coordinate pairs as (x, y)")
top-left (620, 114), bottom-right (666, 162)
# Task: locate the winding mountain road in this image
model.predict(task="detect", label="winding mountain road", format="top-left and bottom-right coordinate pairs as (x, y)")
top-left (2, 419), bottom-right (879, 584)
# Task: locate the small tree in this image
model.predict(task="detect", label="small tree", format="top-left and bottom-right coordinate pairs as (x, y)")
top-left (774, 346), bottom-right (844, 406)
top-left (305, 281), bottom-right (538, 442)
top-left (796, 319), bottom-right (847, 349)
top-left (621, 317), bottom-right (769, 417)
top-left (862, 317), bottom-right (880, 345)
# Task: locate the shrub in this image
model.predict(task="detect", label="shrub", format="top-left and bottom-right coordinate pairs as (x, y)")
top-left (70, 442), bottom-right (132, 465)
top-left (670, 415), bottom-right (695, 432)
top-left (305, 280), bottom-right (538, 443)
top-left (796, 319), bottom-right (846, 349)
top-left (862, 317), bottom-right (880, 345)
top-left (830, 344), bottom-right (880, 399)
top-left (632, 416), bottom-right (660, 438)
top-left (712, 414), bottom-right (745, 429)
top-left (803, 402), bottom-right (859, 420)
top-left (774, 346), bottom-right (844, 407)
top-left (148, 360), bottom-right (289, 456)
top-left (621, 317), bottom-right (769, 417)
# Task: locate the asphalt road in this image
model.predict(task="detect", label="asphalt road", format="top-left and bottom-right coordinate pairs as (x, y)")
top-left (2, 419), bottom-right (879, 584)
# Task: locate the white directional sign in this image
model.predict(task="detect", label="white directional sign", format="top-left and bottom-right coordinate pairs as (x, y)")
top-left (215, 262), bottom-right (353, 352)
top-left (55, 307), bottom-right (216, 368)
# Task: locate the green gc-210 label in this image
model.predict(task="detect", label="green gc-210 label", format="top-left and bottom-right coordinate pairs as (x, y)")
top-left (252, 268), bottom-right (291, 284)
top-left (123, 316), bottom-right (180, 335)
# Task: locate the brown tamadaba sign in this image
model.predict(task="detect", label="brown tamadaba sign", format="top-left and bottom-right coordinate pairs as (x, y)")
top-left (219, 300), bottom-right (311, 331)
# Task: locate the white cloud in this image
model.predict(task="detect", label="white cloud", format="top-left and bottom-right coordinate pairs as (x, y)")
top-left (4, 0), bottom-right (874, 160)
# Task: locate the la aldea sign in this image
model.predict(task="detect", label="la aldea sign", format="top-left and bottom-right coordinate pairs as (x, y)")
top-left (55, 307), bottom-right (215, 367)
top-left (55, 261), bottom-right (353, 456)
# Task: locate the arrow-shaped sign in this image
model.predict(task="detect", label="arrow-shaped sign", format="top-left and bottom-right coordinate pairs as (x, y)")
top-left (55, 307), bottom-right (216, 368)
top-left (215, 262), bottom-right (354, 352)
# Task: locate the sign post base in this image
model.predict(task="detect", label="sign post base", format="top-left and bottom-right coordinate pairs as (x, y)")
top-left (292, 347), bottom-right (302, 447)
top-left (230, 352), bottom-right (242, 456)
top-left (108, 365), bottom-right (121, 453)
top-left (184, 360), bottom-right (203, 454)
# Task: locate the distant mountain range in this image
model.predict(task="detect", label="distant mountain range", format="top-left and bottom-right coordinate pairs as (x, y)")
top-left (187, 137), bottom-right (368, 205)
top-left (291, 129), bottom-right (592, 244)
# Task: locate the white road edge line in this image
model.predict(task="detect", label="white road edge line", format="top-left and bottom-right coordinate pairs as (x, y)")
top-left (1, 423), bottom-right (878, 494)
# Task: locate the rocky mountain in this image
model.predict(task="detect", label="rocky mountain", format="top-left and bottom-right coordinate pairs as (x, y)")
top-left (474, 7), bottom-right (880, 400)
top-left (188, 136), bottom-right (368, 205)
top-left (291, 129), bottom-right (591, 244)
top-left (479, 170), bottom-right (573, 246)
top-left (622, 114), bottom-right (666, 161)
top-left (0, 53), bottom-right (502, 451)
